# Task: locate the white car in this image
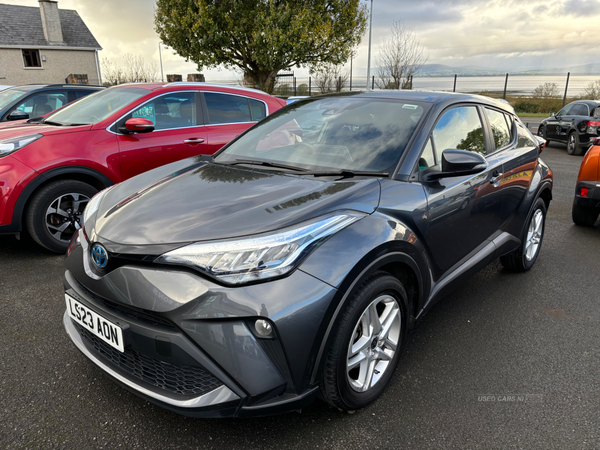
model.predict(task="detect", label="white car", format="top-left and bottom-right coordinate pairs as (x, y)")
top-left (0, 85), bottom-right (14, 92)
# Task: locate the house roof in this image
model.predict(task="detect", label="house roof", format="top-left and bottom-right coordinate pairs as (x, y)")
top-left (0, 3), bottom-right (101, 50)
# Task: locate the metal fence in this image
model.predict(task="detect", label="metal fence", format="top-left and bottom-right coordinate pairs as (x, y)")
top-left (204, 72), bottom-right (598, 103)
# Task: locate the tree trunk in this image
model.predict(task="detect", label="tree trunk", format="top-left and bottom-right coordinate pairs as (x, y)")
top-left (246, 70), bottom-right (278, 94)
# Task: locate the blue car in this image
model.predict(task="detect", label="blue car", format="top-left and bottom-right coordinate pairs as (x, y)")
top-left (0, 84), bottom-right (103, 122)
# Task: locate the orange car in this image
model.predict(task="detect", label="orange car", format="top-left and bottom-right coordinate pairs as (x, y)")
top-left (572, 138), bottom-right (600, 226)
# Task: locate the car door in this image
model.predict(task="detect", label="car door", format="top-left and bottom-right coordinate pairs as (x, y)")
top-left (482, 109), bottom-right (537, 235)
top-left (556, 103), bottom-right (576, 142)
top-left (545, 103), bottom-right (572, 141)
top-left (419, 105), bottom-right (505, 274)
top-left (201, 92), bottom-right (268, 154)
top-left (116, 91), bottom-right (208, 180)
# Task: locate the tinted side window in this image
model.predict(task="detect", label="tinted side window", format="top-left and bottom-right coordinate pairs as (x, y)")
top-left (205, 93), bottom-right (251, 124)
top-left (571, 104), bottom-right (588, 116)
top-left (249, 99), bottom-right (266, 121)
top-left (516, 121), bottom-right (537, 148)
top-left (128, 92), bottom-right (196, 130)
top-left (432, 106), bottom-right (485, 158)
top-left (14, 91), bottom-right (68, 116)
top-left (485, 108), bottom-right (511, 150)
top-left (75, 90), bottom-right (95, 100)
top-left (558, 104), bottom-right (573, 116)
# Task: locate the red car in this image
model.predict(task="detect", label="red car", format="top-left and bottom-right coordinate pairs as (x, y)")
top-left (0, 83), bottom-right (286, 252)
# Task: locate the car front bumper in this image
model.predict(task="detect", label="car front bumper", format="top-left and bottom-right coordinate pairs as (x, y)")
top-left (62, 236), bottom-right (336, 417)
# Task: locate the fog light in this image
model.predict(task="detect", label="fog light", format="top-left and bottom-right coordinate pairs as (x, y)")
top-left (581, 188), bottom-right (589, 197)
top-left (255, 319), bottom-right (273, 338)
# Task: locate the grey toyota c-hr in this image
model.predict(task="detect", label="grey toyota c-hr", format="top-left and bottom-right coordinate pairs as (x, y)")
top-left (63, 91), bottom-right (553, 417)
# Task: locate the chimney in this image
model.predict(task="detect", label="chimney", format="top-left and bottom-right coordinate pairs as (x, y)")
top-left (39, 0), bottom-right (64, 45)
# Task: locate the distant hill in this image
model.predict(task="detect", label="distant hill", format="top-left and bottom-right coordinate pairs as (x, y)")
top-left (415, 64), bottom-right (506, 77)
top-left (414, 63), bottom-right (600, 77)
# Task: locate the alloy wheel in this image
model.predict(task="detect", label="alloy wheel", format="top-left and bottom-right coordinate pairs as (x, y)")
top-left (346, 294), bottom-right (401, 392)
top-left (525, 209), bottom-right (544, 261)
top-left (45, 193), bottom-right (89, 243)
top-left (568, 134), bottom-right (576, 153)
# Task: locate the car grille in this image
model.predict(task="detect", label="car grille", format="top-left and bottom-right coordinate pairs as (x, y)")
top-left (77, 285), bottom-right (176, 329)
top-left (76, 325), bottom-right (223, 397)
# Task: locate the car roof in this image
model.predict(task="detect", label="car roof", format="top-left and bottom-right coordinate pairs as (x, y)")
top-left (6, 84), bottom-right (103, 92)
top-left (306, 90), bottom-right (517, 114)
top-left (110, 82), bottom-right (276, 97)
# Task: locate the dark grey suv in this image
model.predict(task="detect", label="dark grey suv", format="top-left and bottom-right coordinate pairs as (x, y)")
top-left (63, 91), bottom-right (553, 417)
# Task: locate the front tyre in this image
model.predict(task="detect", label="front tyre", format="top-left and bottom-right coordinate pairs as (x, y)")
top-left (320, 272), bottom-right (406, 411)
top-left (26, 180), bottom-right (97, 253)
top-left (500, 197), bottom-right (547, 272)
top-left (538, 125), bottom-right (549, 144)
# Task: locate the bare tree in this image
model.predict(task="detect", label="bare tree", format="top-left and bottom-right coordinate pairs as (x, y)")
top-left (311, 64), bottom-right (349, 93)
top-left (532, 82), bottom-right (560, 99)
top-left (375, 22), bottom-right (427, 90)
top-left (582, 79), bottom-right (600, 100)
top-left (101, 54), bottom-right (160, 85)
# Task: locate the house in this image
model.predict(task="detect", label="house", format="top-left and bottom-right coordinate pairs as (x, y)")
top-left (0, 0), bottom-right (102, 85)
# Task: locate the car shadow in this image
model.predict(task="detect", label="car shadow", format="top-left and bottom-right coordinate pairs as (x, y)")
top-left (0, 232), bottom-right (61, 259)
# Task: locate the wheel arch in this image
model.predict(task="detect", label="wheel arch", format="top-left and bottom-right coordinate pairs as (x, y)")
top-left (310, 249), bottom-right (426, 385)
top-left (11, 166), bottom-right (114, 233)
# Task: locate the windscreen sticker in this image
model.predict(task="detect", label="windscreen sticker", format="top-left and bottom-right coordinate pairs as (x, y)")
top-left (402, 104), bottom-right (419, 110)
top-left (133, 103), bottom-right (156, 124)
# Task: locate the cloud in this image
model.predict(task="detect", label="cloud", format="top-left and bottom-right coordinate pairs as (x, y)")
top-left (562, 0), bottom-right (600, 16)
top-left (3, 0), bottom-right (600, 78)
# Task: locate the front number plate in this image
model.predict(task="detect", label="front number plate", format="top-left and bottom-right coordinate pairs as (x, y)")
top-left (65, 293), bottom-right (124, 352)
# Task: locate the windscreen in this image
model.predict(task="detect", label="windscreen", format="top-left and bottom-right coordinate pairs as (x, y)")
top-left (0, 88), bottom-right (28, 110)
top-left (215, 96), bottom-right (429, 172)
top-left (46, 87), bottom-right (149, 125)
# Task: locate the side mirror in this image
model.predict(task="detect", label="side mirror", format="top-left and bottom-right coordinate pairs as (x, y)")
top-left (424, 149), bottom-right (487, 181)
top-left (120, 117), bottom-right (155, 134)
top-left (8, 110), bottom-right (29, 121)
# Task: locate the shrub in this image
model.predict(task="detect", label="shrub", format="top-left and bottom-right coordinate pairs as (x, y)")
top-left (297, 83), bottom-right (309, 96)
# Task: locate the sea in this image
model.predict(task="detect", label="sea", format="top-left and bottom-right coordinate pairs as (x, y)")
top-left (213, 75), bottom-right (600, 97)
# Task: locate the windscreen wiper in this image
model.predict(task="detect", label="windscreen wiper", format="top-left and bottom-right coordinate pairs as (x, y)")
top-left (302, 169), bottom-right (389, 179)
top-left (41, 120), bottom-right (64, 126)
top-left (218, 159), bottom-right (310, 172)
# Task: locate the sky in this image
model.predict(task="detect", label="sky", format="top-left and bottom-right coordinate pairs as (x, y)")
top-left (3, 0), bottom-right (600, 81)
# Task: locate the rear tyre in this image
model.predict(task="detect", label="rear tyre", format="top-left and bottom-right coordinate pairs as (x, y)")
top-left (567, 132), bottom-right (584, 156)
top-left (320, 272), bottom-right (406, 411)
top-left (26, 180), bottom-right (97, 253)
top-left (572, 201), bottom-right (599, 227)
top-left (500, 197), bottom-right (547, 272)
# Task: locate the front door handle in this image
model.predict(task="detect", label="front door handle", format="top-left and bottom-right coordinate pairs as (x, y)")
top-left (184, 138), bottom-right (205, 145)
top-left (490, 170), bottom-right (503, 186)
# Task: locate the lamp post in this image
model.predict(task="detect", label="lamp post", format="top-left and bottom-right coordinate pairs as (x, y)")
top-left (159, 42), bottom-right (164, 82)
top-left (365, 0), bottom-right (373, 90)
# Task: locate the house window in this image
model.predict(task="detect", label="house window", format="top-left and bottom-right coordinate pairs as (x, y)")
top-left (22, 50), bottom-right (41, 68)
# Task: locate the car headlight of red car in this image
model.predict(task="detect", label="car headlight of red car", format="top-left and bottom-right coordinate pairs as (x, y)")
top-left (0, 134), bottom-right (43, 157)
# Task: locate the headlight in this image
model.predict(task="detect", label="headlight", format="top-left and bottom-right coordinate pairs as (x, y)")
top-left (0, 134), bottom-right (43, 157)
top-left (154, 212), bottom-right (364, 285)
top-left (83, 186), bottom-right (113, 225)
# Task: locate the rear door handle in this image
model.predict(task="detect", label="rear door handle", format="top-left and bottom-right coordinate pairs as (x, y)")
top-left (490, 170), bottom-right (503, 186)
top-left (184, 138), bottom-right (205, 145)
